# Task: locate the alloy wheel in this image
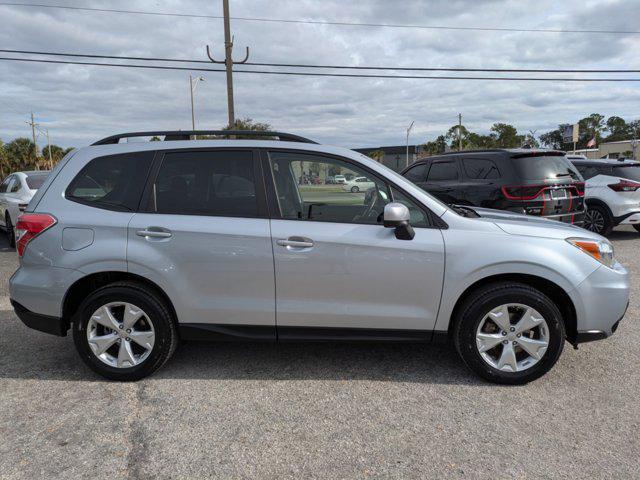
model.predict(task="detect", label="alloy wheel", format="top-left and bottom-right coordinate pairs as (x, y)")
top-left (475, 303), bottom-right (549, 373)
top-left (584, 208), bottom-right (605, 233)
top-left (86, 302), bottom-right (155, 368)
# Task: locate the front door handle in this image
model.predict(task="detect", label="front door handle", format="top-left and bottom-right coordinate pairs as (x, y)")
top-left (276, 236), bottom-right (314, 249)
top-left (136, 227), bottom-right (172, 238)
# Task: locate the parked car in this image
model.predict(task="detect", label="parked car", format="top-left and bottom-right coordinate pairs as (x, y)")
top-left (342, 176), bottom-right (375, 193)
top-left (0, 170), bottom-right (50, 247)
top-left (569, 158), bottom-right (640, 235)
top-left (401, 149), bottom-right (585, 226)
top-left (10, 130), bottom-right (628, 384)
top-left (333, 174), bottom-right (346, 184)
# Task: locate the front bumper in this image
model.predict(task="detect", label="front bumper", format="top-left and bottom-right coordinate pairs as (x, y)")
top-left (570, 262), bottom-right (630, 344)
top-left (11, 299), bottom-right (68, 336)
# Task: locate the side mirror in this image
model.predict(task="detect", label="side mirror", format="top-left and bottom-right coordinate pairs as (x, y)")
top-left (383, 202), bottom-right (415, 240)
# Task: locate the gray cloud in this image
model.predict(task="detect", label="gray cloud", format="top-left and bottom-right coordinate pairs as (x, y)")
top-left (0, 0), bottom-right (639, 149)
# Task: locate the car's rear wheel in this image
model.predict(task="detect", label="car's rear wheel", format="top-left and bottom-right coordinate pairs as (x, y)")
top-left (72, 282), bottom-right (178, 381)
top-left (583, 205), bottom-right (612, 236)
top-left (350, 186), bottom-right (359, 193)
top-left (454, 282), bottom-right (565, 385)
top-left (5, 213), bottom-right (15, 248)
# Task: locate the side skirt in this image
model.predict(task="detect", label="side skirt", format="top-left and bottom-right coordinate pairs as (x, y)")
top-left (178, 323), bottom-right (448, 344)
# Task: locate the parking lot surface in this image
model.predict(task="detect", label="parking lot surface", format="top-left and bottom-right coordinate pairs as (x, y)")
top-left (1, 229), bottom-right (639, 479)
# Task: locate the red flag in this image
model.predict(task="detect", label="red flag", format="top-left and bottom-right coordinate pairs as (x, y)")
top-left (587, 137), bottom-right (596, 148)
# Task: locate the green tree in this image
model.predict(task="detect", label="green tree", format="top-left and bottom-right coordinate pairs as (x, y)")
top-left (5, 138), bottom-right (36, 171)
top-left (366, 150), bottom-right (386, 162)
top-left (423, 135), bottom-right (447, 155)
top-left (0, 139), bottom-right (9, 177)
top-left (445, 124), bottom-right (471, 150)
top-left (577, 113), bottom-right (605, 148)
top-left (223, 117), bottom-right (272, 137)
top-left (605, 116), bottom-right (630, 141)
top-left (540, 126), bottom-right (568, 150)
top-left (490, 123), bottom-right (523, 148)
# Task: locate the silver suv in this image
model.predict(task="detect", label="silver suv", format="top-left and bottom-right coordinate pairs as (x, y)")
top-left (9, 131), bottom-right (630, 384)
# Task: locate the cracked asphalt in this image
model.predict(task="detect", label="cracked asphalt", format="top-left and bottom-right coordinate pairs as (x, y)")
top-left (1, 229), bottom-right (639, 479)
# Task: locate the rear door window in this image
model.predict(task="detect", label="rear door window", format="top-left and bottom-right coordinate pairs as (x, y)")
top-left (511, 155), bottom-right (581, 181)
top-left (66, 151), bottom-right (154, 211)
top-left (427, 161), bottom-right (459, 181)
top-left (462, 158), bottom-right (500, 179)
top-left (154, 150), bottom-right (259, 217)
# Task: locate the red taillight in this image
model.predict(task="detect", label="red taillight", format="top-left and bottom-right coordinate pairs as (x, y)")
top-left (501, 185), bottom-right (545, 200)
top-left (15, 213), bottom-right (56, 257)
top-left (607, 180), bottom-right (640, 192)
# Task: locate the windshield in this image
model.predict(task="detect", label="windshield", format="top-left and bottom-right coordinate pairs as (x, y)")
top-left (512, 156), bottom-right (582, 181)
top-left (612, 165), bottom-right (640, 182)
top-left (25, 173), bottom-right (49, 190)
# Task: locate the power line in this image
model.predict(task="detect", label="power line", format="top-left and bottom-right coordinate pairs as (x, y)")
top-left (1, 2), bottom-right (639, 35)
top-left (1, 56), bottom-right (639, 81)
top-left (1, 49), bottom-right (638, 74)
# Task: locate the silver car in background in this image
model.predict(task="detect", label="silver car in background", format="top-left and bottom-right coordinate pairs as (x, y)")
top-left (0, 170), bottom-right (49, 247)
top-left (9, 131), bottom-right (630, 384)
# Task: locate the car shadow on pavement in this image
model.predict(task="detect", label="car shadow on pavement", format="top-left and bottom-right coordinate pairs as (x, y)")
top-left (608, 229), bottom-right (639, 242)
top-left (0, 314), bottom-right (481, 385)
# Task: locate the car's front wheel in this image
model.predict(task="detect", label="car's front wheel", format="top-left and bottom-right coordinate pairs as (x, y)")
top-left (350, 186), bottom-right (359, 193)
top-left (454, 282), bottom-right (565, 385)
top-left (72, 282), bottom-right (178, 381)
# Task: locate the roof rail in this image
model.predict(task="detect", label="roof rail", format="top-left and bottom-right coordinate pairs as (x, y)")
top-left (91, 130), bottom-right (318, 146)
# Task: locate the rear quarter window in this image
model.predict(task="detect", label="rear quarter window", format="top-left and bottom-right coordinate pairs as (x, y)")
top-left (65, 151), bottom-right (154, 211)
top-left (25, 173), bottom-right (49, 190)
top-left (462, 158), bottom-right (501, 179)
top-left (612, 165), bottom-right (640, 181)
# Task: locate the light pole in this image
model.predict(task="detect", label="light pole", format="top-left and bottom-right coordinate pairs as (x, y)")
top-left (189, 75), bottom-right (205, 130)
top-left (406, 121), bottom-right (415, 168)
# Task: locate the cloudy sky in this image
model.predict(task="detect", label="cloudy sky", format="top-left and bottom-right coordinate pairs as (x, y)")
top-left (1, 0), bottom-right (639, 149)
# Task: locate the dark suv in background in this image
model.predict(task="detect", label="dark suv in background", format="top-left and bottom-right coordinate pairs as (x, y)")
top-left (401, 149), bottom-right (585, 225)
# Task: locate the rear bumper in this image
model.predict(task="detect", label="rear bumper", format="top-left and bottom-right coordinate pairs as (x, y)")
top-left (11, 299), bottom-right (68, 336)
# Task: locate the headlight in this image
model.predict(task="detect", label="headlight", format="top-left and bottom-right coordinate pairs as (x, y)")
top-left (566, 237), bottom-right (615, 268)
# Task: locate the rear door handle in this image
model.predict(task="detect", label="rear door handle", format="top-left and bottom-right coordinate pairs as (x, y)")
top-left (276, 236), bottom-right (314, 249)
top-left (136, 227), bottom-right (172, 238)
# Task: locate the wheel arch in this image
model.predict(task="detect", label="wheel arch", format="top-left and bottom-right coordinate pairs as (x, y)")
top-left (447, 273), bottom-right (577, 343)
top-left (585, 197), bottom-right (613, 217)
top-left (62, 271), bottom-right (178, 325)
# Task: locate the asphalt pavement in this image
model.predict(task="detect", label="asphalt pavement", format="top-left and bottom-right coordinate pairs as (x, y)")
top-left (0, 228), bottom-right (639, 479)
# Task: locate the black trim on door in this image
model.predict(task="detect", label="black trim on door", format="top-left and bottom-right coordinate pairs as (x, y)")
top-left (179, 323), bottom-right (276, 342)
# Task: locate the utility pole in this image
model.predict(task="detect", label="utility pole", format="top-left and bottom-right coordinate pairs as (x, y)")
top-left (206, 0), bottom-right (250, 129)
top-left (458, 113), bottom-right (463, 151)
top-left (405, 121), bottom-right (415, 168)
top-left (44, 129), bottom-right (53, 169)
top-left (26, 112), bottom-right (39, 162)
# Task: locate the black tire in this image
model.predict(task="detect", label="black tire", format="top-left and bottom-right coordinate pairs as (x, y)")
top-left (350, 186), bottom-right (359, 193)
top-left (453, 282), bottom-right (565, 385)
top-left (5, 213), bottom-right (15, 248)
top-left (72, 281), bottom-right (178, 381)
top-left (583, 205), bottom-right (613, 236)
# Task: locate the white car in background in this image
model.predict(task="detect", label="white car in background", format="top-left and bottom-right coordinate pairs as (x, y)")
top-left (342, 176), bottom-right (375, 193)
top-left (333, 174), bottom-right (347, 184)
top-left (569, 158), bottom-right (640, 235)
top-left (0, 171), bottom-right (50, 247)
